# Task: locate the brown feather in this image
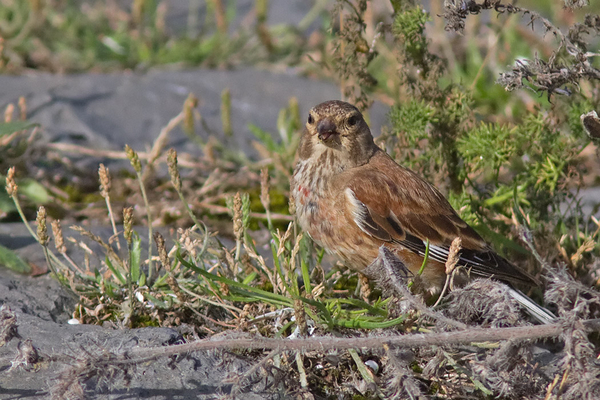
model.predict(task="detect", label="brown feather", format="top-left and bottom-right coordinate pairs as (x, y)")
top-left (335, 149), bottom-right (537, 287)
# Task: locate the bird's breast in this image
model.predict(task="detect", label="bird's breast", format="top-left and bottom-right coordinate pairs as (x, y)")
top-left (291, 158), bottom-right (381, 269)
top-left (292, 159), bottom-right (329, 243)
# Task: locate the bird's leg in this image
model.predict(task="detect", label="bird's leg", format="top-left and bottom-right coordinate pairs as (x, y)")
top-left (367, 246), bottom-right (467, 329)
top-left (364, 245), bottom-right (413, 298)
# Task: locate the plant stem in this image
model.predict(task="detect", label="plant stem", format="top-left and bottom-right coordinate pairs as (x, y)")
top-left (49, 319), bottom-right (600, 364)
top-left (104, 197), bottom-right (121, 251)
top-left (10, 194), bottom-right (70, 272)
top-left (135, 171), bottom-right (153, 283)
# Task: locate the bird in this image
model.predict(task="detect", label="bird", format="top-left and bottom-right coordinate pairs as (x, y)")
top-left (291, 100), bottom-right (555, 324)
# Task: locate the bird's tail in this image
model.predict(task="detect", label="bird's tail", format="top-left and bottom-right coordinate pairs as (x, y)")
top-left (508, 287), bottom-right (556, 324)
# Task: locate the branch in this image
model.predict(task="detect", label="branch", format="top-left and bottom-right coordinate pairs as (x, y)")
top-left (41, 319), bottom-right (600, 368)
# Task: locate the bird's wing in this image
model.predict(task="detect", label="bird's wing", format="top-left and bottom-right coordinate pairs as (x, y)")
top-left (342, 154), bottom-right (536, 286)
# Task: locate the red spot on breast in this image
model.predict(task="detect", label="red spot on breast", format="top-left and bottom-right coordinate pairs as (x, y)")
top-left (298, 185), bottom-right (310, 198)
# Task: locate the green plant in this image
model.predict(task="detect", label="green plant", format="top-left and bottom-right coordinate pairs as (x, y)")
top-left (0, 0), bottom-right (320, 73)
top-left (1, 101), bottom-right (48, 274)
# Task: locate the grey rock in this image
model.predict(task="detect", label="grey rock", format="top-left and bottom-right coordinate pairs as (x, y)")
top-left (0, 244), bottom-right (270, 399)
top-left (0, 222), bottom-right (271, 398)
top-left (0, 303), bottom-right (262, 399)
top-left (0, 69), bottom-right (388, 170)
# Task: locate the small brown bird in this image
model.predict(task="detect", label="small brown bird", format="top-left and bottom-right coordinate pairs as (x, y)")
top-left (291, 100), bottom-right (555, 323)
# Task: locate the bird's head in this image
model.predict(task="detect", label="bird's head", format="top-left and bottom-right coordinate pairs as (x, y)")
top-left (298, 100), bottom-right (376, 168)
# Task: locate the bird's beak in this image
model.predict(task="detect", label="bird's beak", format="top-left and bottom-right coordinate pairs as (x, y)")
top-left (317, 118), bottom-right (337, 141)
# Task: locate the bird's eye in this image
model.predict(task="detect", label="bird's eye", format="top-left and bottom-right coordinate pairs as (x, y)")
top-left (307, 114), bottom-right (314, 124)
top-left (347, 115), bottom-right (358, 126)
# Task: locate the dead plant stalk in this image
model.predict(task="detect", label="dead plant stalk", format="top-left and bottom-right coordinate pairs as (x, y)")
top-left (46, 319), bottom-right (600, 366)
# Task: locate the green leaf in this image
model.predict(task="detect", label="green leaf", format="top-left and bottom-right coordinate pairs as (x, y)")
top-left (152, 269), bottom-right (170, 288)
top-left (473, 223), bottom-right (529, 255)
top-left (242, 272), bottom-right (257, 285)
top-left (248, 123), bottom-right (278, 151)
top-left (178, 252), bottom-right (292, 305)
top-left (138, 271), bottom-right (146, 287)
top-left (389, 100), bottom-right (434, 143)
top-left (106, 255), bottom-right (126, 285)
top-left (483, 184), bottom-right (529, 207)
top-left (0, 244), bottom-right (31, 274)
top-left (19, 179), bottom-right (50, 203)
top-left (472, 377), bottom-right (493, 395)
top-left (0, 175), bottom-right (48, 210)
top-left (324, 298), bottom-right (388, 317)
top-left (300, 258), bottom-right (312, 296)
top-left (0, 121), bottom-right (39, 136)
top-left (145, 293), bottom-right (169, 309)
top-left (333, 315), bottom-right (405, 329)
top-left (105, 280), bottom-right (116, 298)
top-left (0, 189), bottom-right (16, 213)
top-left (129, 234), bottom-right (141, 283)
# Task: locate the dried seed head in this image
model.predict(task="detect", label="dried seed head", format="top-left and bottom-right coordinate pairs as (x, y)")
top-left (18, 96), bottom-right (26, 121)
top-left (153, 232), bottom-right (169, 270)
top-left (179, 228), bottom-right (197, 258)
top-left (167, 149), bottom-right (181, 192)
top-left (178, 227), bottom-right (188, 245)
top-left (221, 88), bottom-right (232, 137)
top-left (219, 281), bottom-right (230, 296)
top-left (125, 144), bottom-right (142, 174)
top-left (294, 298), bottom-right (307, 337)
top-left (51, 220), bottom-right (67, 254)
top-left (5, 167), bottom-right (17, 197)
top-left (4, 103), bottom-right (14, 123)
top-left (232, 192), bottom-right (243, 242)
top-left (260, 168), bottom-right (270, 211)
top-left (155, 232), bottom-right (185, 301)
top-left (224, 247), bottom-right (236, 272)
top-left (289, 231), bottom-right (303, 273)
top-left (98, 164), bottom-right (111, 198)
top-left (288, 194), bottom-right (296, 216)
top-left (123, 207), bottom-right (134, 245)
top-left (359, 273), bottom-right (371, 299)
top-left (445, 237), bottom-right (462, 275)
top-left (277, 223), bottom-right (294, 258)
top-left (183, 93), bottom-right (198, 134)
top-left (203, 138), bottom-right (216, 163)
top-left (36, 206), bottom-right (48, 246)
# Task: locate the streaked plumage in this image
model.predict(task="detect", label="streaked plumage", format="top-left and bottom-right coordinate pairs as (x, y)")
top-left (291, 100), bottom-right (555, 323)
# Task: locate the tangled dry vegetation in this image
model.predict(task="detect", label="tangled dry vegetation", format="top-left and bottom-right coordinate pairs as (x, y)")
top-left (2, 0), bottom-right (600, 399)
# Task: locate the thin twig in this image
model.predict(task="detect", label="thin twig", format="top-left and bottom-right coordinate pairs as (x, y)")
top-left (197, 201), bottom-right (293, 222)
top-left (45, 142), bottom-right (237, 170)
top-left (230, 349), bottom-right (281, 395)
top-left (142, 112), bottom-right (185, 182)
top-left (45, 319), bottom-right (600, 366)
